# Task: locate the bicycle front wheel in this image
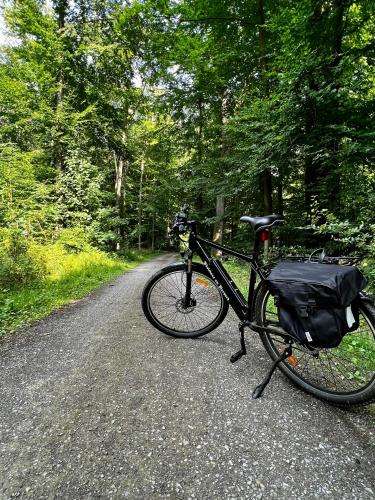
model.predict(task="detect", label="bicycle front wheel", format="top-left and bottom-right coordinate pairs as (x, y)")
top-left (254, 284), bottom-right (375, 407)
top-left (142, 263), bottom-right (229, 338)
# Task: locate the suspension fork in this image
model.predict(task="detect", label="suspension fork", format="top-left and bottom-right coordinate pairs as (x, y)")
top-left (184, 250), bottom-right (193, 308)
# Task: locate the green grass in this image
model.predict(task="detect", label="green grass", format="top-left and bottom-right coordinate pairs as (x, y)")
top-left (0, 245), bottom-right (158, 336)
top-left (222, 258), bottom-right (253, 298)
top-left (193, 255), bottom-right (252, 297)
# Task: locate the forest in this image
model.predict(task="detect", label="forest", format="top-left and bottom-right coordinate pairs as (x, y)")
top-left (0, 0), bottom-right (374, 332)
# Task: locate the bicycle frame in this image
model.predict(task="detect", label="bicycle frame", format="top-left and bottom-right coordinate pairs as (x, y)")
top-left (145, 211), bottom-right (375, 403)
top-left (184, 225), bottom-right (267, 322)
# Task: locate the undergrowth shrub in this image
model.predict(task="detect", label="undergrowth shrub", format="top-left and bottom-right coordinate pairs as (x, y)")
top-left (311, 219), bottom-right (375, 293)
top-left (0, 227), bottom-right (113, 289)
top-left (0, 228), bottom-right (46, 288)
top-left (54, 227), bottom-right (91, 253)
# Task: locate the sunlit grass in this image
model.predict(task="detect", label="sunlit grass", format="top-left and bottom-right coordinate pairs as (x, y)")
top-left (0, 244), bottom-right (158, 336)
top-left (222, 258), bottom-right (252, 298)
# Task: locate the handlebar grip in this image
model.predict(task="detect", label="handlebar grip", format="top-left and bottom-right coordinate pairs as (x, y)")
top-left (170, 221), bottom-right (188, 236)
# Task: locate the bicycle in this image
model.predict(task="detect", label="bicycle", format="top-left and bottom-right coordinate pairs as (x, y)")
top-left (142, 206), bottom-right (375, 407)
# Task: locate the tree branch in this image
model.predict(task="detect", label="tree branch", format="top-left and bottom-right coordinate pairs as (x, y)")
top-left (165, 15), bottom-right (253, 27)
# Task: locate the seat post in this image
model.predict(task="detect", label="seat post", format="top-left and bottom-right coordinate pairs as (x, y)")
top-left (246, 231), bottom-right (261, 320)
top-left (252, 231), bottom-right (261, 255)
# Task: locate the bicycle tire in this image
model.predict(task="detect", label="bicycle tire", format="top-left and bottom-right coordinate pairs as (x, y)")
top-left (142, 262), bottom-right (229, 338)
top-left (254, 283), bottom-right (375, 407)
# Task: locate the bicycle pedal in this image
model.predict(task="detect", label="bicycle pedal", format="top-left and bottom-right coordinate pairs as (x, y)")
top-left (230, 349), bottom-right (245, 363)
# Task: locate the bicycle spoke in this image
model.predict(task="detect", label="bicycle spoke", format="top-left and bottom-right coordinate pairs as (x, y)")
top-left (148, 270), bottom-right (224, 333)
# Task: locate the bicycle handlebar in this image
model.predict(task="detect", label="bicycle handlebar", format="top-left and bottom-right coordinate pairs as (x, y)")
top-left (170, 205), bottom-right (192, 236)
top-left (170, 205), bottom-right (286, 237)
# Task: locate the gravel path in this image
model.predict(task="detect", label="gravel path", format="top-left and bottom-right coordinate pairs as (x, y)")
top-left (0, 253), bottom-right (374, 499)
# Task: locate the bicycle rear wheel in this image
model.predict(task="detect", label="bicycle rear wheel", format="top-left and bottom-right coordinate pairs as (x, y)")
top-left (142, 263), bottom-right (229, 338)
top-left (254, 284), bottom-right (375, 407)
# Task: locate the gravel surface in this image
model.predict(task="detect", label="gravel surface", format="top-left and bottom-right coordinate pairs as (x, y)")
top-left (0, 253), bottom-right (374, 500)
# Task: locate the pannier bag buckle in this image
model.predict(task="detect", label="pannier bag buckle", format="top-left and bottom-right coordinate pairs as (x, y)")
top-left (308, 298), bottom-right (316, 315)
top-left (299, 300), bottom-right (316, 318)
top-left (298, 305), bottom-right (309, 318)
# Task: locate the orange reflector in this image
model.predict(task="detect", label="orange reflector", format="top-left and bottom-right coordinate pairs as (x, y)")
top-left (280, 347), bottom-right (299, 366)
top-left (288, 355), bottom-right (299, 366)
top-left (195, 277), bottom-right (209, 287)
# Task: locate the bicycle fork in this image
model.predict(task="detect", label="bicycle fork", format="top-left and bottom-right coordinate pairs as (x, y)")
top-left (183, 253), bottom-right (194, 308)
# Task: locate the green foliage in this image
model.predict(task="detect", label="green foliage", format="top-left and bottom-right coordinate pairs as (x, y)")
top-left (88, 207), bottom-right (121, 249)
top-left (0, 0), bottom-right (374, 308)
top-left (0, 228), bottom-right (46, 287)
top-left (58, 153), bottom-right (104, 227)
top-left (0, 144), bottom-right (56, 235)
top-left (0, 240), bottom-right (158, 336)
top-left (309, 214), bottom-right (375, 291)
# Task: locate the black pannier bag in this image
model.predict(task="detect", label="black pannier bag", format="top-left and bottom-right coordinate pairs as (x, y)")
top-left (266, 261), bottom-right (366, 348)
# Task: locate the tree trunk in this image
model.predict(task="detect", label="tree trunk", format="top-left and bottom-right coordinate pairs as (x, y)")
top-left (262, 169), bottom-right (272, 258)
top-left (277, 172), bottom-right (284, 217)
top-left (257, 0), bottom-right (266, 71)
top-left (261, 169), bottom-right (273, 215)
top-left (138, 159), bottom-right (145, 250)
top-left (151, 213), bottom-right (155, 251)
top-left (304, 155), bottom-right (318, 222)
top-left (257, 0), bottom-right (273, 220)
top-left (230, 196), bottom-right (239, 242)
top-left (304, 0), bottom-right (348, 218)
top-left (212, 91), bottom-right (229, 254)
top-left (196, 96), bottom-right (204, 215)
top-left (114, 152), bottom-right (128, 250)
top-left (53, 0), bottom-right (68, 173)
top-left (213, 194), bottom-right (224, 257)
top-left (114, 153), bottom-right (123, 209)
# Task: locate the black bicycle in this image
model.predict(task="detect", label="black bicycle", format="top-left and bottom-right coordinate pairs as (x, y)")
top-left (142, 206), bottom-right (375, 407)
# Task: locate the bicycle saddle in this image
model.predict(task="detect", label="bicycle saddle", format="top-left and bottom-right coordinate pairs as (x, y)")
top-left (240, 214), bottom-right (284, 232)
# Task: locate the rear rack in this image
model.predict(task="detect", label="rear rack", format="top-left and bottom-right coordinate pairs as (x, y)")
top-left (284, 255), bottom-right (362, 266)
top-left (262, 254), bottom-right (362, 276)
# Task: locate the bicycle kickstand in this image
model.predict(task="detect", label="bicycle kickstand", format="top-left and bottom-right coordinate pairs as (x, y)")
top-left (252, 344), bottom-right (292, 399)
top-left (230, 323), bottom-right (247, 363)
